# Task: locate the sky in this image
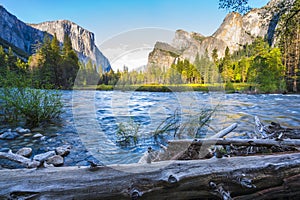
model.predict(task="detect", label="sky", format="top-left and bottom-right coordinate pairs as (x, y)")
top-left (0, 0), bottom-right (270, 70)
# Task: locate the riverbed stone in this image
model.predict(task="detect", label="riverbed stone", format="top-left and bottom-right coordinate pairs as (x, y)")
top-left (0, 130), bottom-right (19, 140)
top-left (55, 145), bottom-right (71, 157)
top-left (33, 151), bottom-right (56, 162)
top-left (16, 147), bottom-right (32, 158)
top-left (23, 133), bottom-right (33, 137)
top-left (33, 133), bottom-right (44, 138)
top-left (15, 127), bottom-right (31, 134)
top-left (46, 155), bottom-right (64, 166)
top-left (40, 136), bottom-right (46, 141)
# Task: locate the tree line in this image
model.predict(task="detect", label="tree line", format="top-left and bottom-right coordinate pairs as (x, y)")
top-left (0, 34), bottom-right (80, 90)
top-left (1, 0), bottom-right (299, 93)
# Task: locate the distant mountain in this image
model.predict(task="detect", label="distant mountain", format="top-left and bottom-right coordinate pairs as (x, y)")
top-left (30, 20), bottom-right (111, 72)
top-left (0, 5), bottom-right (46, 59)
top-left (148, 0), bottom-right (280, 68)
top-left (0, 6), bottom-right (111, 72)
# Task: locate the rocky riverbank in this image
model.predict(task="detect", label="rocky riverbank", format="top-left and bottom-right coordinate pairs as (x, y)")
top-left (0, 125), bottom-right (99, 169)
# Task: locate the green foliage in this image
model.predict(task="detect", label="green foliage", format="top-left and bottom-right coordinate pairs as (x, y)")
top-left (116, 118), bottom-right (140, 146)
top-left (219, 0), bottom-right (251, 14)
top-left (277, 0), bottom-right (300, 92)
top-left (0, 71), bottom-right (63, 127)
top-left (29, 34), bottom-right (80, 89)
top-left (250, 48), bottom-right (286, 93)
top-left (153, 106), bottom-right (218, 138)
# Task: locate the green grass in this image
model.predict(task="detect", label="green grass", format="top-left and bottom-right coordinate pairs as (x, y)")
top-left (73, 83), bottom-right (256, 93)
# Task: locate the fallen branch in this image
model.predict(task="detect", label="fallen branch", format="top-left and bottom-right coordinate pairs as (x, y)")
top-left (168, 138), bottom-right (300, 148)
top-left (0, 153), bottom-right (300, 199)
top-left (210, 123), bottom-right (238, 138)
top-left (0, 151), bottom-right (40, 168)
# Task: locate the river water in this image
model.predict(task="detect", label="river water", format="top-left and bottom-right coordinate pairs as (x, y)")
top-left (1, 90), bottom-right (300, 167)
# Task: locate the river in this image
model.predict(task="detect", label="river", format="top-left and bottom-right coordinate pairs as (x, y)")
top-left (1, 90), bottom-right (300, 167)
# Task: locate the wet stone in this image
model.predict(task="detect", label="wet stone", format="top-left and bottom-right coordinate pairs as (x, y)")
top-left (0, 128), bottom-right (7, 134)
top-left (40, 136), bottom-right (46, 141)
top-left (33, 133), bottom-right (44, 138)
top-left (55, 145), bottom-right (71, 157)
top-left (23, 133), bottom-right (33, 137)
top-left (46, 155), bottom-right (64, 166)
top-left (16, 147), bottom-right (32, 158)
top-left (15, 127), bottom-right (31, 134)
top-left (0, 131), bottom-right (19, 140)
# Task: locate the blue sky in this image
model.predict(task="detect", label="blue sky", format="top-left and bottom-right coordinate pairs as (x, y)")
top-left (1, 0), bottom-right (269, 45)
top-left (0, 0), bottom-right (270, 69)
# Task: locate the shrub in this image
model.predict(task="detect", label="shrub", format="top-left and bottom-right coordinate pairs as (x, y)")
top-left (116, 118), bottom-right (140, 146)
top-left (0, 72), bottom-right (63, 127)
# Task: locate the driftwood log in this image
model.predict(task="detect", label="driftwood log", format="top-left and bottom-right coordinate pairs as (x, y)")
top-left (0, 152), bottom-right (300, 199)
top-left (255, 116), bottom-right (300, 139)
top-left (168, 138), bottom-right (300, 148)
top-left (0, 151), bottom-right (40, 168)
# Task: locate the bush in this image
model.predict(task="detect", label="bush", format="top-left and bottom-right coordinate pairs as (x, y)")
top-left (116, 118), bottom-right (140, 147)
top-left (0, 72), bottom-right (63, 127)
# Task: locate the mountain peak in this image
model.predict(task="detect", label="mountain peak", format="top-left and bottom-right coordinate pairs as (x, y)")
top-left (29, 20), bottom-right (111, 70)
top-left (0, 6), bottom-right (111, 71)
top-left (148, 0), bottom-right (278, 68)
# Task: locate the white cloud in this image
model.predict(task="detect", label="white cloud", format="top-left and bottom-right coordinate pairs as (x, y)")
top-left (98, 28), bottom-right (174, 71)
top-left (110, 48), bottom-right (151, 71)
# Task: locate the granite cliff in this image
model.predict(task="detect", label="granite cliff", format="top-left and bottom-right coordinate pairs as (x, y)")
top-left (30, 20), bottom-right (111, 72)
top-left (148, 0), bottom-right (280, 68)
top-left (0, 6), bottom-right (110, 71)
top-left (0, 5), bottom-right (46, 58)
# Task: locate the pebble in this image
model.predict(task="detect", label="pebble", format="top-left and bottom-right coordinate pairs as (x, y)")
top-left (46, 155), bottom-right (64, 166)
top-left (16, 147), bottom-right (32, 158)
top-left (55, 145), bottom-right (71, 157)
top-left (33, 133), bottom-right (44, 138)
top-left (15, 127), bottom-right (31, 134)
top-left (23, 133), bottom-right (33, 137)
top-left (40, 136), bottom-right (46, 141)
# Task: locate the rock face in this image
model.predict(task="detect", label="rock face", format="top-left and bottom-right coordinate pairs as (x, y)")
top-left (30, 20), bottom-right (111, 72)
top-left (0, 6), bottom-right (111, 72)
top-left (148, 42), bottom-right (181, 69)
top-left (0, 6), bottom-right (46, 56)
top-left (148, 0), bottom-right (279, 68)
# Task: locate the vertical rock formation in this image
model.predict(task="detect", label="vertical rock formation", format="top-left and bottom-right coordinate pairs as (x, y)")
top-left (148, 0), bottom-right (279, 68)
top-left (0, 5), bottom-right (46, 57)
top-left (0, 6), bottom-right (111, 72)
top-left (30, 20), bottom-right (111, 71)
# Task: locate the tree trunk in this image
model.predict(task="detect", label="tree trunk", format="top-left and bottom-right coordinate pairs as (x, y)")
top-left (0, 153), bottom-right (300, 200)
top-left (168, 138), bottom-right (300, 148)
